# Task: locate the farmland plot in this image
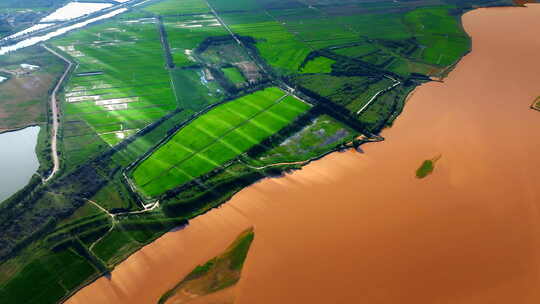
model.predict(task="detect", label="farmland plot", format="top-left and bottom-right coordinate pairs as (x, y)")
top-left (52, 18), bottom-right (178, 167)
top-left (227, 16), bottom-right (312, 74)
top-left (143, 0), bottom-right (210, 15)
top-left (404, 7), bottom-right (470, 66)
top-left (132, 87), bottom-right (310, 197)
top-left (163, 15), bottom-right (228, 67)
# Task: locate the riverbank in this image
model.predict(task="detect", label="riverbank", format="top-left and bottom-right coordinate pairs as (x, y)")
top-left (66, 4), bottom-right (540, 304)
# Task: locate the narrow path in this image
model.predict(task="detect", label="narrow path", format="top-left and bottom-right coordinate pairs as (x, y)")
top-left (206, 0), bottom-right (316, 109)
top-left (43, 44), bottom-right (73, 182)
top-left (87, 199), bottom-right (115, 219)
top-left (86, 199), bottom-right (116, 252)
top-left (87, 198), bottom-right (159, 252)
top-left (356, 77), bottom-right (401, 115)
top-left (242, 159), bottom-right (308, 170)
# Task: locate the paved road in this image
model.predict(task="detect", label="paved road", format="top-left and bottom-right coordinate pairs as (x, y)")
top-left (43, 44), bottom-right (73, 182)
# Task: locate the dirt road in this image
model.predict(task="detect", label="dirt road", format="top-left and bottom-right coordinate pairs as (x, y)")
top-left (42, 44), bottom-right (72, 182)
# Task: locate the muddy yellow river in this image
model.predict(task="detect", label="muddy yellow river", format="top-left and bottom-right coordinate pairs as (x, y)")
top-left (67, 5), bottom-right (540, 304)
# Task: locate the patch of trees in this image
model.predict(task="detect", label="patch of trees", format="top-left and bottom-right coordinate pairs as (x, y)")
top-left (119, 218), bottom-right (187, 232)
top-left (0, 191), bottom-right (87, 262)
top-left (157, 16), bottom-right (175, 69)
top-left (195, 35), bottom-right (256, 54)
top-left (45, 214), bottom-right (111, 249)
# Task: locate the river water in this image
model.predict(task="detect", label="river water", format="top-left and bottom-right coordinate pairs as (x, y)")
top-left (0, 8), bottom-right (127, 56)
top-left (0, 126), bottom-right (40, 203)
top-left (67, 5), bottom-right (540, 304)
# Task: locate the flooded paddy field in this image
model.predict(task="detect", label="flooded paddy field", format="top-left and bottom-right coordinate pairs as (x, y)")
top-left (66, 4), bottom-right (540, 304)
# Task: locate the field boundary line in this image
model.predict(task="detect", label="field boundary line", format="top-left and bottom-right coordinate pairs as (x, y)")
top-left (204, 0), bottom-right (317, 109)
top-left (139, 93), bottom-right (290, 188)
top-left (121, 90), bottom-right (277, 201)
top-left (356, 76), bottom-right (401, 115)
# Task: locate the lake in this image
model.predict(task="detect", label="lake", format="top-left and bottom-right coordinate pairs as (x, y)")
top-left (0, 126), bottom-right (40, 203)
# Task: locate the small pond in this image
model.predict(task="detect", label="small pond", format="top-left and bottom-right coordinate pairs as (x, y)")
top-left (0, 126), bottom-right (40, 203)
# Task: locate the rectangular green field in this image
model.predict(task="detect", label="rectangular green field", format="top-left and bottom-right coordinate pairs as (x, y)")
top-left (142, 0), bottom-right (210, 15)
top-left (222, 66), bottom-right (245, 84)
top-left (300, 57), bottom-right (335, 74)
top-left (132, 87), bottom-right (310, 197)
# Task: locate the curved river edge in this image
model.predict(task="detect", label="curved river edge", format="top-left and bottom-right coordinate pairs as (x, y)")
top-left (66, 5), bottom-right (540, 304)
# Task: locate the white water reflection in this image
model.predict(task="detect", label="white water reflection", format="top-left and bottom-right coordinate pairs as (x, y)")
top-left (41, 2), bottom-right (113, 22)
top-left (0, 8), bottom-right (127, 56)
top-left (3, 23), bottom-right (54, 40)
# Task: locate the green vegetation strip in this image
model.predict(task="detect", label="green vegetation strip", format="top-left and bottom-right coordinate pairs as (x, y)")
top-left (132, 87), bottom-right (310, 197)
top-left (159, 228), bottom-right (254, 304)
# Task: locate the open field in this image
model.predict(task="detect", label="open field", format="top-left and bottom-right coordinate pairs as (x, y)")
top-left (132, 87), bottom-right (310, 197)
top-left (222, 66), bottom-right (245, 84)
top-left (252, 115), bottom-right (355, 165)
top-left (52, 18), bottom-right (178, 169)
top-left (300, 56), bottom-right (335, 74)
top-left (163, 15), bottom-right (228, 67)
top-left (223, 12), bottom-right (312, 74)
top-left (333, 44), bottom-right (379, 58)
top-left (171, 68), bottom-right (223, 111)
top-left (198, 40), bottom-right (251, 65)
top-left (142, 0), bottom-right (210, 15)
top-left (0, 46), bottom-right (65, 130)
top-left (404, 6), bottom-right (470, 66)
